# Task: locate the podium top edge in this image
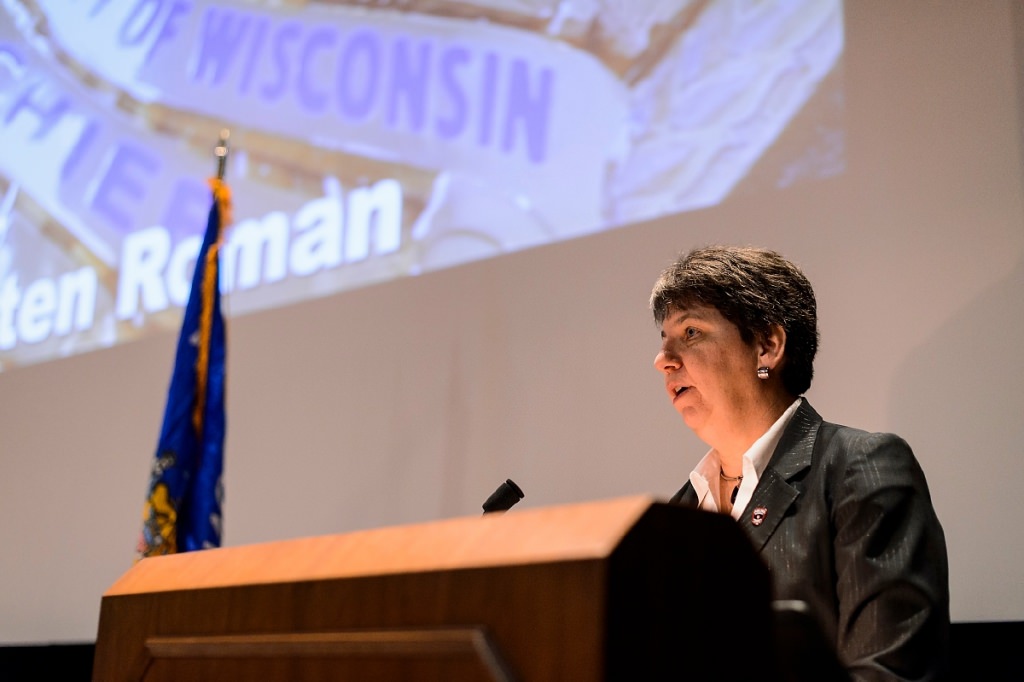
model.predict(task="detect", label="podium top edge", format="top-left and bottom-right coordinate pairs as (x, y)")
top-left (105, 495), bottom-right (668, 597)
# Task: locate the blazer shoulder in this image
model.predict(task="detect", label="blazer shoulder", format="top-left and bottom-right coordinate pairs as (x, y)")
top-left (813, 420), bottom-right (937, 521)
top-left (815, 420), bottom-right (919, 472)
top-left (669, 480), bottom-right (697, 506)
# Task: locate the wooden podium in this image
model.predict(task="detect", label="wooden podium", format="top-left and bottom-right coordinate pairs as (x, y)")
top-left (93, 496), bottom-right (775, 681)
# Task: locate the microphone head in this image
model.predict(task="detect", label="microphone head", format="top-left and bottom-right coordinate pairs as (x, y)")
top-left (482, 479), bottom-right (524, 514)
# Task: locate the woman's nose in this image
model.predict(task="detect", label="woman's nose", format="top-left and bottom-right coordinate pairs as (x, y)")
top-left (654, 349), bottom-right (680, 373)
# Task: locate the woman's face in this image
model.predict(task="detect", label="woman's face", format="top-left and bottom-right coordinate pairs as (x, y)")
top-left (654, 304), bottom-right (765, 447)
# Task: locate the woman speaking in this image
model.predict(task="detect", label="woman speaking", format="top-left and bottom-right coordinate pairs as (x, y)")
top-left (651, 246), bottom-right (949, 680)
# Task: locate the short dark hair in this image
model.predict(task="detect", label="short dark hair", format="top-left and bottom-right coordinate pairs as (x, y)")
top-left (650, 246), bottom-right (819, 396)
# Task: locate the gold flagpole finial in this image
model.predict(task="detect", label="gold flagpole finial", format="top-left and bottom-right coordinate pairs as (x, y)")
top-left (214, 129), bottom-right (230, 180)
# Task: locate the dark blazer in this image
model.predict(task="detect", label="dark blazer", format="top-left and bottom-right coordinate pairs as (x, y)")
top-left (670, 399), bottom-right (950, 681)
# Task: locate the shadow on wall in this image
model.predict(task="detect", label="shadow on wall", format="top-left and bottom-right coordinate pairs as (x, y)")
top-left (888, 256), bottom-right (1024, 621)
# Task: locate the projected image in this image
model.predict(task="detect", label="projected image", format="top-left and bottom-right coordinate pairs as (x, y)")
top-left (0, 0), bottom-right (844, 370)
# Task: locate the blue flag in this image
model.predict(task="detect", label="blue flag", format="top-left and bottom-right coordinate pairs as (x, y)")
top-left (138, 179), bottom-right (230, 558)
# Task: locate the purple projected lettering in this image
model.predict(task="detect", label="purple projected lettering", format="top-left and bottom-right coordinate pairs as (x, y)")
top-left (161, 179), bottom-right (211, 242)
top-left (3, 83), bottom-right (71, 139)
top-left (61, 120), bottom-right (100, 182)
top-left (45, 106), bottom-right (191, 239)
top-left (183, 7), bottom-right (554, 163)
top-left (148, 1), bottom-right (191, 65)
top-left (88, 0), bottom-right (114, 18)
top-left (504, 59), bottom-right (553, 163)
top-left (238, 16), bottom-right (269, 96)
top-left (118, 0), bottom-right (191, 65)
top-left (261, 21), bottom-right (300, 102)
top-left (194, 6), bottom-right (253, 86)
top-left (435, 46), bottom-right (470, 139)
top-left (477, 52), bottom-right (499, 149)
top-left (9, 91), bottom-right (213, 241)
top-left (387, 37), bottom-right (430, 132)
top-left (336, 30), bottom-right (380, 121)
top-left (1, 72), bottom-right (162, 239)
top-left (117, 0), bottom-right (165, 47)
top-left (91, 144), bottom-right (162, 234)
top-left (298, 26), bottom-right (338, 113)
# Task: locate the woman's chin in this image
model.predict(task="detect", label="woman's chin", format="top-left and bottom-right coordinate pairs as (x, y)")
top-left (678, 408), bottom-right (704, 433)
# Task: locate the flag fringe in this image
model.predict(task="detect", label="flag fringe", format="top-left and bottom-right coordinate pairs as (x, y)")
top-left (193, 178), bottom-right (231, 433)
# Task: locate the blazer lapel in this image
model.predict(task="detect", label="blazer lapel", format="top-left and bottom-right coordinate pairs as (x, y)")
top-left (737, 400), bottom-right (822, 551)
top-left (671, 481), bottom-right (699, 507)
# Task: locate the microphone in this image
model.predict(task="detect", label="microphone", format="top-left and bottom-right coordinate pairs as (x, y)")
top-left (482, 479), bottom-right (524, 514)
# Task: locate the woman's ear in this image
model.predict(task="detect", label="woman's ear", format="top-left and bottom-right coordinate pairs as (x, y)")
top-left (758, 324), bottom-right (787, 369)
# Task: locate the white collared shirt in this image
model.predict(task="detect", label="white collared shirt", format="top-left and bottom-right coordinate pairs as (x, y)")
top-left (688, 399), bottom-right (802, 520)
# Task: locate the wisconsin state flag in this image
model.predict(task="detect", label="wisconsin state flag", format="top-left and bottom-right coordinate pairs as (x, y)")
top-left (137, 178), bottom-right (230, 558)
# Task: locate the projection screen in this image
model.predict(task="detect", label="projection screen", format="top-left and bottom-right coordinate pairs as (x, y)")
top-left (0, 0), bottom-right (1021, 644)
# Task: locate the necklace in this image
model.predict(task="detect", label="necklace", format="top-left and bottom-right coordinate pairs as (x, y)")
top-left (720, 470), bottom-right (743, 505)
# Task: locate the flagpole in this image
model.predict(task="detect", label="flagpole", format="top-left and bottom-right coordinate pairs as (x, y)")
top-left (138, 129), bottom-right (233, 560)
top-left (215, 128), bottom-right (230, 180)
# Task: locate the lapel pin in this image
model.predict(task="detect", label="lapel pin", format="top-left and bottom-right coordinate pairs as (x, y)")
top-left (751, 506), bottom-right (767, 526)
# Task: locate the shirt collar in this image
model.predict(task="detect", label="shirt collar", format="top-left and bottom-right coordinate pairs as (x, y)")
top-left (688, 398), bottom-right (803, 518)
